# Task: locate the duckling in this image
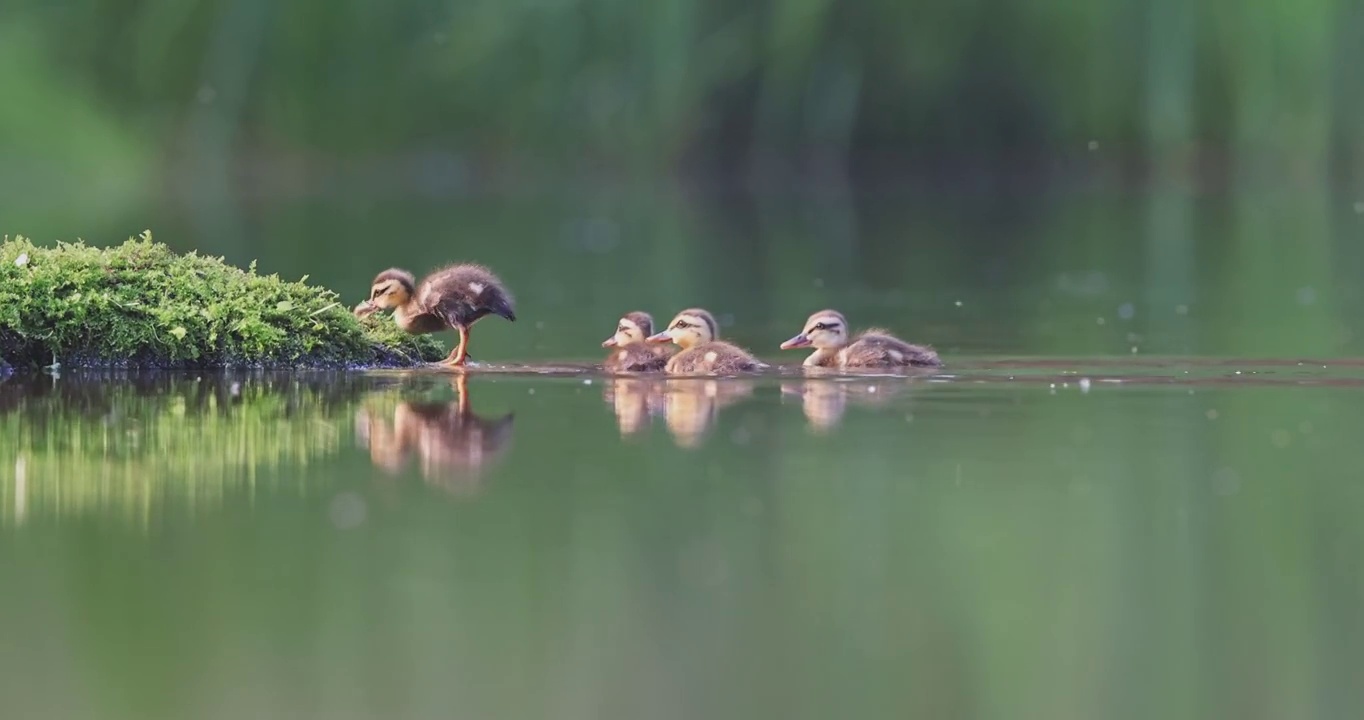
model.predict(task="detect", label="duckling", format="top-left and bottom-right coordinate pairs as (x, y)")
top-left (779, 309), bottom-right (941, 369)
top-left (353, 264), bottom-right (516, 366)
top-left (601, 311), bottom-right (671, 372)
top-left (645, 308), bottom-right (764, 375)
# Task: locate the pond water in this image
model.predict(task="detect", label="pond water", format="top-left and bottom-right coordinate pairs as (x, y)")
top-left (4, 185), bottom-right (1364, 719)
top-left (3, 358), bottom-right (1364, 719)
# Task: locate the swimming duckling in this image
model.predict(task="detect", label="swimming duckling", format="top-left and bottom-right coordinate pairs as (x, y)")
top-left (601, 311), bottom-right (671, 372)
top-left (779, 309), bottom-right (941, 369)
top-left (645, 308), bottom-right (764, 374)
top-left (353, 264), bottom-right (516, 367)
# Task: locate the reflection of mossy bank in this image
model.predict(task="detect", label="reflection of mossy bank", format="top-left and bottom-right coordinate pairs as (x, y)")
top-left (0, 374), bottom-right (382, 524)
top-left (0, 232), bottom-right (445, 369)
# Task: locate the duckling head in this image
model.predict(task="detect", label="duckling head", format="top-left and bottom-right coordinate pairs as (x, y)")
top-left (354, 269), bottom-right (416, 318)
top-left (780, 310), bottom-right (849, 350)
top-left (647, 308), bottom-right (718, 349)
top-left (602, 311), bottom-right (655, 347)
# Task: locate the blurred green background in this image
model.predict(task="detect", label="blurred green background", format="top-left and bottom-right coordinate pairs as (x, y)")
top-left (2, 0), bottom-right (1363, 362)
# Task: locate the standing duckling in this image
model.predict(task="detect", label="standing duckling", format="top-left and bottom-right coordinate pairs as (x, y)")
top-left (601, 311), bottom-right (671, 372)
top-left (779, 309), bottom-right (941, 369)
top-left (354, 264), bottom-right (516, 367)
top-left (646, 308), bottom-right (764, 374)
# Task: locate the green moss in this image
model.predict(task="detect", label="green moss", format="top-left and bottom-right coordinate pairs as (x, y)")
top-left (0, 231), bottom-right (446, 369)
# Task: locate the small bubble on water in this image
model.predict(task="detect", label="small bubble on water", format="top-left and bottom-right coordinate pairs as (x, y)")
top-left (954, 300), bottom-right (963, 307)
top-left (1354, 200), bottom-right (1364, 214)
top-left (1097, 317), bottom-right (1106, 325)
top-left (1087, 140), bottom-right (1099, 151)
top-left (1206, 409), bottom-right (1219, 420)
top-left (1117, 302), bottom-right (1135, 320)
top-left (867, 386), bottom-right (878, 394)
top-left (1296, 286), bottom-right (1317, 306)
top-left (329, 492), bottom-right (368, 530)
top-left (534, 321), bottom-right (546, 330)
top-left (1271, 429), bottom-right (1293, 448)
top-left (1175, 304), bottom-right (1188, 315)
top-left (1078, 378), bottom-right (1091, 393)
top-left (1130, 346), bottom-right (1139, 354)
top-left (582, 379), bottom-right (593, 386)
top-left (527, 388), bottom-right (535, 395)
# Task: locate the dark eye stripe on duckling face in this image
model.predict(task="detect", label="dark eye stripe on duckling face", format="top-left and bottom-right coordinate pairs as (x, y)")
top-left (808, 321), bottom-right (842, 332)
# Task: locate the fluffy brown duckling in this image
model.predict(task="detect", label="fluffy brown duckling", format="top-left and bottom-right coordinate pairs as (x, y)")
top-left (353, 264), bottom-right (516, 367)
top-left (779, 309), bottom-right (941, 369)
top-left (601, 311), bottom-right (671, 372)
top-left (645, 308), bottom-right (764, 375)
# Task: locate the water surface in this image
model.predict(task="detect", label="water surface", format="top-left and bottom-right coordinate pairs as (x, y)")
top-left (3, 359), bottom-right (1363, 720)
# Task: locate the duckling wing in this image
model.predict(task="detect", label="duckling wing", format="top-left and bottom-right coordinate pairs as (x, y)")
top-left (422, 265), bottom-right (516, 324)
top-left (843, 333), bottom-right (941, 368)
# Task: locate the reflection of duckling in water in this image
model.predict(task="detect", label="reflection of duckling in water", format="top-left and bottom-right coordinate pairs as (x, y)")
top-left (779, 379), bottom-right (908, 432)
top-left (646, 308), bottom-right (764, 375)
top-left (355, 375), bottom-right (515, 492)
top-left (780, 380), bottom-right (847, 432)
top-left (780, 310), bottom-right (941, 369)
top-left (602, 377), bottom-right (663, 436)
top-left (601, 311), bottom-right (671, 373)
top-left (601, 376), bottom-right (753, 447)
top-left (353, 264), bottom-right (517, 367)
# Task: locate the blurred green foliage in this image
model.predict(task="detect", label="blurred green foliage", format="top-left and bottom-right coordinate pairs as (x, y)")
top-left (1, 0), bottom-right (1359, 188)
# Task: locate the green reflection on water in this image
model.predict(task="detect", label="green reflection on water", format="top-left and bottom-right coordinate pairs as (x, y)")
top-left (2, 364), bottom-right (1364, 719)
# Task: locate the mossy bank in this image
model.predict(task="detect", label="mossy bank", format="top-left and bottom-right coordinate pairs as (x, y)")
top-left (0, 232), bottom-right (446, 369)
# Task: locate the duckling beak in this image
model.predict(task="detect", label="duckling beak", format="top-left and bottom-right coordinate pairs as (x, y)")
top-left (353, 300), bottom-right (379, 319)
top-left (780, 333), bottom-right (812, 350)
top-left (601, 336), bottom-right (618, 348)
top-left (645, 331), bottom-right (672, 344)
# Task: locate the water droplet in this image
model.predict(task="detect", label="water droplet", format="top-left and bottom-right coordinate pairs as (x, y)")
top-left (1175, 304), bottom-right (1189, 315)
top-left (1087, 140), bottom-right (1099, 150)
top-left (1117, 302), bottom-right (1135, 320)
top-left (1354, 200), bottom-right (1364, 214)
top-left (1130, 346), bottom-right (1139, 354)
top-left (1206, 409), bottom-right (1219, 420)
top-left (954, 300), bottom-right (963, 307)
top-left (1097, 317), bottom-right (1106, 325)
top-left (1078, 378), bottom-right (1091, 393)
top-left (582, 379), bottom-right (593, 386)
top-left (1296, 286), bottom-right (1317, 306)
